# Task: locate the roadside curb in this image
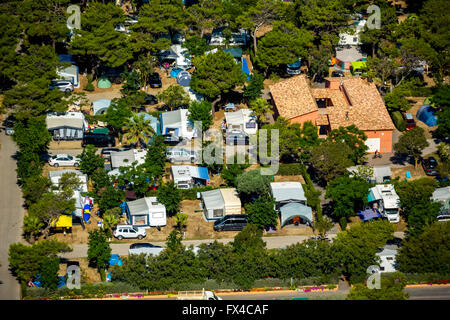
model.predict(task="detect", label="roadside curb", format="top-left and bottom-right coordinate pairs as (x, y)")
top-left (405, 283), bottom-right (450, 288)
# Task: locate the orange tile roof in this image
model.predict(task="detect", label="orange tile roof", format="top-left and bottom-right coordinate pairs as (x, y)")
top-left (270, 75), bottom-right (394, 131)
top-left (316, 114), bottom-right (330, 126)
top-left (339, 78), bottom-right (395, 131)
top-left (310, 88), bottom-right (350, 107)
top-left (269, 75), bottom-right (318, 119)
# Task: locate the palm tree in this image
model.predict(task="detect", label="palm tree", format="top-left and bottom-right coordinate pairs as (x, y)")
top-left (123, 113), bottom-right (156, 149)
top-left (249, 98), bottom-right (274, 124)
top-left (23, 215), bottom-right (43, 244)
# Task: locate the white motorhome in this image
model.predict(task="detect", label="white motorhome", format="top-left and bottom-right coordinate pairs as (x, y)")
top-left (171, 44), bottom-right (192, 70)
top-left (368, 184), bottom-right (401, 223)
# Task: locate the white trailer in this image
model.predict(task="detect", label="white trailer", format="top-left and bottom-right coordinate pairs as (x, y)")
top-left (177, 288), bottom-right (222, 300)
top-left (368, 184), bottom-right (401, 223)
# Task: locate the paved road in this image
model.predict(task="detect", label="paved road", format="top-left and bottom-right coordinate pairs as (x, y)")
top-left (60, 234), bottom-right (338, 259)
top-left (405, 286), bottom-right (450, 300)
top-left (0, 132), bottom-right (25, 300)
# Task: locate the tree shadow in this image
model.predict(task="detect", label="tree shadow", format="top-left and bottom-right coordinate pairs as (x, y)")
top-left (389, 153), bottom-right (414, 166)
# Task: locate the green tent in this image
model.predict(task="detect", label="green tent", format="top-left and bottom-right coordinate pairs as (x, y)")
top-left (97, 77), bottom-right (112, 89)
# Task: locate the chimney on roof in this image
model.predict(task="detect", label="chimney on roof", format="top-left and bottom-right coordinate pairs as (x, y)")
top-left (345, 112), bottom-right (349, 120)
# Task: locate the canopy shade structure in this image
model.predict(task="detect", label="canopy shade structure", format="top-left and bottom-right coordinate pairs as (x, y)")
top-left (51, 214), bottom-right (73, 228)
top-left (242, 58), bottom-right (251, 80)
top-left (416, 105), bottom-right (437, 126)
top-left (358, 209), bottom-right (382, 221)
top-left (97, 77), bottom-right (112, 88)
top-left (93, 99), bottom-right (111, 115)
top-left (280, 202), bottom-right (313, 227)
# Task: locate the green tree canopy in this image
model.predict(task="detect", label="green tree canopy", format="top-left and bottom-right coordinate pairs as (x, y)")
top-left (327, 125), bottom-right (368, 164)
top-left (9, 240), bottom-right (71, 284)
top-left (157, 181), bottom-right (182, 217)
top-left (245, 196), bottom-right (278, 229)
top-left (236, 169), bottom-right (272, 200)
top-left (394, 127), bottom-right (429, 167)
top-left (396, 221), bottom-right (450, 274)
top-left (188, 100), bottom-right (213, 132)
top-left (309, 141), bottom-right (353, 183)
top-left (333, 220), bottom-right (395, 283)
top-left (87, 229), bottom-right (112, 282)
top-left (325, 175), bottom-right (371, 222)
top-left (346, 272), bottom-right (409, 300)
top-left (256, 21), bottom-right (313, 75)
top-left (157, 85), bottom-right (191, 111)
top-left (79, 144), bottom-right (105, 176)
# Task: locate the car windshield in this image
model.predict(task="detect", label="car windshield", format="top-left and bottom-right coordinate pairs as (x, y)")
top-left (67, 155), bottom-right (73, 160)
top-left (132, 227), bottom-right (139, 232)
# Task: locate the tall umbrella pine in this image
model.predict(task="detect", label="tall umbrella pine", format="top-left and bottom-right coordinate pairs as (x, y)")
top-left (122, 113), bottom-right (155, 149)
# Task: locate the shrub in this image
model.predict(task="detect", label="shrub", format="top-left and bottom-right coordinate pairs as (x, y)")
top-left (339, 217), bottom-right (347, 230)
top-left (84, 75), bottom-right (95, 92)
top-left (391, 111), bottom-right (406, 131)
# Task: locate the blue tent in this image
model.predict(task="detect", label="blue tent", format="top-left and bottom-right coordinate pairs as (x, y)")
top-left (83, 204), bottom-right (91, 222)
top-left (242, 58), bottom-right (251, 80)
top-left (416, 105), bottom-right (437, 126)
top-left (177, 71), bottom-right (191, 86)
top-left (170, 67), bottom-right (183, 78)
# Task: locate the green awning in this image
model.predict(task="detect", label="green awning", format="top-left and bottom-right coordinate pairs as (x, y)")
top-left (93, 128), bottom-right (109, 134)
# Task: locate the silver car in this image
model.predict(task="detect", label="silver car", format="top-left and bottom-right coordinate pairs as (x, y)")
top-left (50, 80), bottom-right (74, 93)
top-left (166, 148), bottom-right (197, 163)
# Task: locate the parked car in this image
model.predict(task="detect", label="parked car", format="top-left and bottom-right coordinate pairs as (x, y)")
top-left (113, 225), bottom-right (146, 240)
top-left (144, 94), bottom-right (158, 105)
top-left (3, 117), bottom-right (15, 135)
top-left (49, 80), bottom-right (74, 93)
top-left (403, 113), bottom-right (417, 130)
top-left (128, 242), bottom-right (163, 256)
top-left (422, 157), bottom-right (439, 176)
top-left (166, 148), bottom-right (197, 163)
top-left (101, 147), bottom-right (130, 161)
top-left (149, 72), bottom-right (162, 88)
top-left (48, 154), bottom-right (80, 167)
top-left (82, 133), bottom-right (116, 147)
top-left (163, 134), bottom-right (185, 146)
top-left (225, 130), bottom-right (249, 145)
top-left (331, 70), bottom-right (345, 77)
top-left (213, 214), bottom-right (248, 232)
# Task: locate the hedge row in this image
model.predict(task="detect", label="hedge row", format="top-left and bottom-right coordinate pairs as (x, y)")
top-left (23, 277), bottom-right (340, 299)
top-left (276, 163), bottom-right (303, 176)
top-left (391, 111), bottom-right (406, 132)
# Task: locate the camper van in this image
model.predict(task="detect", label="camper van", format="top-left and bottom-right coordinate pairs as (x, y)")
top-left (368, 184), bottom-right (401, 223)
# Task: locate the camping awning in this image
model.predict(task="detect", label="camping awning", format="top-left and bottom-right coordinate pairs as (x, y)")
top-left (358, 209), bottom-right (382, 221)
top-left (127, 198), bottom-right (149, 216)
top-left (110, 150), bottom-right (136, 168)
top-left (201, 189), bottom-right (224, 210)
top-left (191, 166), bottom-right (209, 181)
top-left (280, 203), bottom-right (313, 226)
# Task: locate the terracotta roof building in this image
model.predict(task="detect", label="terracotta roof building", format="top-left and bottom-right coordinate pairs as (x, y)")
top-left (269, 76), bottom-right (395, 153)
